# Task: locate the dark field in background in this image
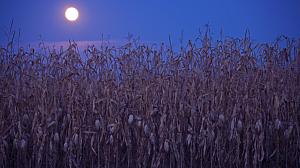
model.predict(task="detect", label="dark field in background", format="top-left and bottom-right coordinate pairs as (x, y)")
top-left (0, 33), bottom-right (300, 168)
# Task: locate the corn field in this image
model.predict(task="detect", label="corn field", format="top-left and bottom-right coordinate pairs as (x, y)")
top-left (0, 34), bottom-right (300, 168)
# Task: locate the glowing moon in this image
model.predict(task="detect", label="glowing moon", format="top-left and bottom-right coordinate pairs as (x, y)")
top-left (65, 7), bottom-right (79, 22)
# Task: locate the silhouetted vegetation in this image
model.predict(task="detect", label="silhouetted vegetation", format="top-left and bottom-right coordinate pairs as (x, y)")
top-left (0, 32), bottom-right (300, 168)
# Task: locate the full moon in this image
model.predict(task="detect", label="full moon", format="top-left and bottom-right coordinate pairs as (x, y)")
top-left (65, 7), bottom-right (79, 22)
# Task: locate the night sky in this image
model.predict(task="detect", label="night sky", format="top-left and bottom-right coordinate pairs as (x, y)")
top-left (1, 0), bottom-right (300, 46)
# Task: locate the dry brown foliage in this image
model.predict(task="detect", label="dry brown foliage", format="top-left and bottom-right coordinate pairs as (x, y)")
top-left (0, 34), bottom-right (300, 168)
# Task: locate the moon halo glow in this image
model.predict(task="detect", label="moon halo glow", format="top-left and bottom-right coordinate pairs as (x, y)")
top-left (65, 7), bottom-right (79, 22)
